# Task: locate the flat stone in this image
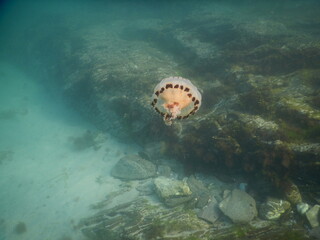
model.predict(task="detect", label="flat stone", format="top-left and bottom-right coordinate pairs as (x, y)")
top-left (154, 177), bottom-right (192, 207)
top-left (197, 196), bottom-right (221, 223)
top-left (111, 155), bottom-right (156, 180)
top-left (219, 189), bottom-right (257, 224)
top-left (187, 175), bottom-right (211, 208)
top-left (136, 180), bottom-right (155, 196)
top-left (306, 205), bottom-right (320, 228)
top-left (165, 195), bottom-right (194, 207)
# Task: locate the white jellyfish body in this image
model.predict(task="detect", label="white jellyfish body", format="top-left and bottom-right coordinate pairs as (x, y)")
top-left (151, 77), bottom-right (202, 126)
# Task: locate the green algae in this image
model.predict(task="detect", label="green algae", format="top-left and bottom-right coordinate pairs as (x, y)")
top-left (298, 69), bottom-right (320, 88)
top-left (145, 217), bottom-right (165, 240)
top-left (238, 87), bottom-right (274, 116)
top-left (279, 121), bottom-right (320, 142)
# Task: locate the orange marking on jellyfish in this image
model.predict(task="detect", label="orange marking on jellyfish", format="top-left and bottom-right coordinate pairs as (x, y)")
top-left (151, 77), bottom-right (202, 126)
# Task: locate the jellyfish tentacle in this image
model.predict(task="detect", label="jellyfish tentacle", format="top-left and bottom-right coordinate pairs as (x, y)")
top-left (163, 102), bottom-right (181, 120)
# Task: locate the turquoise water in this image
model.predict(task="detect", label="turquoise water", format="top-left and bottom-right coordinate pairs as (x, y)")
top-left (1, 1), bottom-right (320, 240)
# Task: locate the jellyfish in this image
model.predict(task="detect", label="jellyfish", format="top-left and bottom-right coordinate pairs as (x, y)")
top-left (151, 76), bottom-right (202, 126)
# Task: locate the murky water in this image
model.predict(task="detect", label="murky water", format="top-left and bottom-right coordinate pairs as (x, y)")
top-left (1, 1), bottom-right (320, 239)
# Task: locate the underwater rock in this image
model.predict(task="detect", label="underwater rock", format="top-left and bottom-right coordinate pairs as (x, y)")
top-left (197, 196), bottom-right (221, 224)
top-left (143, 142), bottom-right (167, 162)
top-left (309, 227), bottom-right (320, 239)
top-left (21, 0), bottom-right (320, 211)
top-left (154, 177), bottom-right (192, 198)
top-left (79, 194), bottom-right (312, 240)
top-left (259, 198), bottom-right (291, 220)
top-left (306, 205), bottom-right (320, 228)
top-left (111, 155), bottom-right (156, 180)
top-left (289, 143), bottom-right (320, 156)
top-left (219, 189), bottom-right (257, 224)
top-left (187, 175), bottom-right (211, 208)
top-left (157, 165), bottom-right (172, 178)
top-left (297, 202), bottom-right (310, 215)
top-left (80, 198), bottom-right (211, 240)
top-left (281, 180), bottom-right (303, 205)
top-left (164, 195), bottom-right (194, 207)
top-left (136, 180), bottom-right (155, 196)
top-left (154, 176), bottom-right (193, 207)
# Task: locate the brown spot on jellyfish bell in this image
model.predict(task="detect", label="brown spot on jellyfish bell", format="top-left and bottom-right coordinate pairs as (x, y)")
top-left (151, 76), bottom-right (202, 126)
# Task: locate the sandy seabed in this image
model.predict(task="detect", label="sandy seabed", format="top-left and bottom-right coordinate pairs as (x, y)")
top-left (0, 62), bottom-right (139, 240)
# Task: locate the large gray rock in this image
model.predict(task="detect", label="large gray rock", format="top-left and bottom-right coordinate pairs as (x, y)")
top-left (111, 155), bottom-right (156, 180)
top-left (219, 189), bottom-right (257, 224)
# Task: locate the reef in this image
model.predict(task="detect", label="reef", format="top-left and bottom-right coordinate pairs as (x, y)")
top-left (20, 2), bottom-right (320, 171)
top-left (14, 1), bottom-right (320, 238)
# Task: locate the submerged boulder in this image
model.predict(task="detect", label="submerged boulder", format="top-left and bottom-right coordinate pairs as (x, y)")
top-left (154, 176), bottom-right (193, 207)
top-left (219, 189), bottom-right (257, 224)
top-left (111, 155), bottom-right (156, 180)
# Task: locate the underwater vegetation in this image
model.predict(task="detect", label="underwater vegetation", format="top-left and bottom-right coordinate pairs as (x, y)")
top-left (79, 196), bottom-right (311, 240)
top-left (33, 10), bottom-right (319, 180)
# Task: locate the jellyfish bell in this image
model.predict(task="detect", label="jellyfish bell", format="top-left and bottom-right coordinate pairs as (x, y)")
top-left (151, 77), bottom-right (202, 126)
